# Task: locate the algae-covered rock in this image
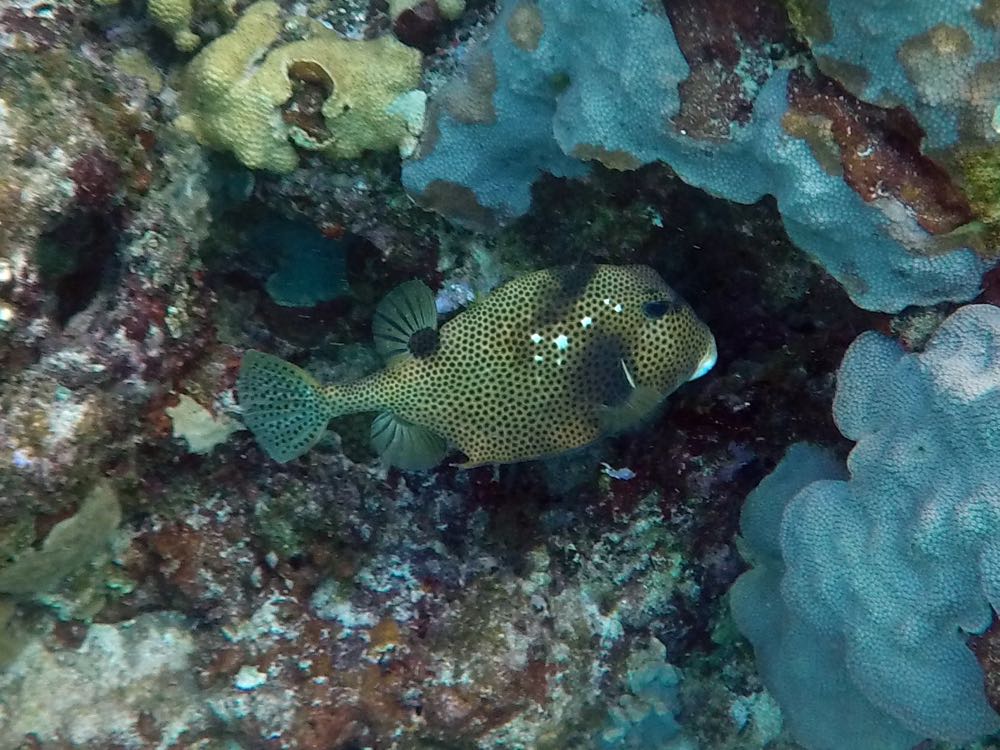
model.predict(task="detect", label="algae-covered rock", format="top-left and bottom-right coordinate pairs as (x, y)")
top-left (176, 0), bottom-right (425, 172)
top-left (0, 481), bottom-right (122, 596)
top-left (113, 47), bottom-right (164, 92)
top-left (0, 613), bottom-right (202, 746)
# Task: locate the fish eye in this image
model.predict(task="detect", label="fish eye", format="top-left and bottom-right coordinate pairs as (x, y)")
top-left (642, 300), bottom-right (671, 320)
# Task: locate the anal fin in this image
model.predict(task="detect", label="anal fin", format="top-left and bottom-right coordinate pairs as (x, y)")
top-left (371, 411), bottom-right (447, 470)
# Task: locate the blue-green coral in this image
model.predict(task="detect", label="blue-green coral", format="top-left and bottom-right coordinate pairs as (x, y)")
top-left (732, 305), bottom-right (1000, 749)
top-left (403, 0), bottom-right (990, 313)
top-left (597, 638), bottom-right (689, 749)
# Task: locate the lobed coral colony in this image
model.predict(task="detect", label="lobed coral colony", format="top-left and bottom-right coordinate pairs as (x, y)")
top-left (3, 0), bottom-right (1000, 748)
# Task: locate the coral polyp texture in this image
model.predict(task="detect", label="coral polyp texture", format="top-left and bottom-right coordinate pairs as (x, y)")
top-left (176, 1), bottom-right (425, 173)
top-left (789, 0), bottom-right (1000, 251)
top-left (798, 0), bottom-right (1000, 151)
top-left (147, 0), bottom-right (200, 51)
top-left (730, 304), bottom-right (1000, 749)
top-left (403, 0), bottom-right (992, 312)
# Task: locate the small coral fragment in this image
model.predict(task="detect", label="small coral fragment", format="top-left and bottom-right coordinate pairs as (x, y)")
top-left (166, 394), bottom-right (242, 454)
top-left (176, 1), bottom-right (425, 173)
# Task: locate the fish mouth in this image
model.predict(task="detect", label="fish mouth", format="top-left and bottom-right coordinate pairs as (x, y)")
top-left (689, 334), bottom-right (717, 381)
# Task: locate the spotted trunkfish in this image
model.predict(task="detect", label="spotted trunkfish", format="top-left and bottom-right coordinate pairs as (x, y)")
top-left (238, 264), bottom-right (717, 469)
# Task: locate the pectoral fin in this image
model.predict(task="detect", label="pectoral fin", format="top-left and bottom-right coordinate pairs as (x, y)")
top-left (597, 358), bottom-right (664, 434)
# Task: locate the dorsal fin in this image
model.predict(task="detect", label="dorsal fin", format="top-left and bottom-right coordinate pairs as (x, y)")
top-left (373, 280), bottom-right (439, 366)
top-left (371, 411), bottom-right (447, 470)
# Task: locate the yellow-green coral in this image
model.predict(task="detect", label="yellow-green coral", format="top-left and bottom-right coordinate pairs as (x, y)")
top-left (176, 1), bottom-right (425, 173)
top-left (147, 0), bottom-right (237, 52)
top-left (148, 0), bottom-right (201, 52)
top-left (389, 0), bottom-right (466, 21)
top-left (954, 145), bottom-right (1000, 256)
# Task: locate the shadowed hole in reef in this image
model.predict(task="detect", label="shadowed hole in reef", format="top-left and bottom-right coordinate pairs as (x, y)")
top-left (35, 208), bottom-right (121, 326)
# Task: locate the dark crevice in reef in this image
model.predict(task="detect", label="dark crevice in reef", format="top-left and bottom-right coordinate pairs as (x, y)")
top-left (36, 208), bottom-right (123, 327)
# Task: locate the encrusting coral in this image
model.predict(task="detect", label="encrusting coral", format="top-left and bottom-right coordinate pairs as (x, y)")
top-left (176, 0), bottom-right (425, 173)
top-left (401, 0), bottom-right (990, 313)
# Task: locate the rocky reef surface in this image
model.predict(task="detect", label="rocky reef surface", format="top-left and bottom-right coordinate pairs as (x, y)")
top-left (3, 0), bottom-right (1000, 748)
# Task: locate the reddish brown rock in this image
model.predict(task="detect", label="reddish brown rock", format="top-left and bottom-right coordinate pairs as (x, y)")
top-left (663, 0), bottom-right (799, 140)
top-left (785, 68), bottom-right (974, 235)
top-left (971, 617), bottom-right (1000, 713)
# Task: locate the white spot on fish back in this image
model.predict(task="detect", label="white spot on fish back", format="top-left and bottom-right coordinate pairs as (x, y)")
top-left (533, 354), bottom-right (545, 364)
top-left (530, 332), bottom-right (543, 344)
top-left (580, 316), bottom-right (593, 328)
top-left (553, 333), bottom-right (569, 351)
top-left (613, 303), bottom-right (623, 313)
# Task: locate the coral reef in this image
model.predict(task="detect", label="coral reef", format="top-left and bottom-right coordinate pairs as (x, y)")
top-left (799, 0), bottom-right (1000, 151)
top-left (3, 0), bottom-right (1000, 747)
top-left (731, 305), bottom-right (1000, 749)
top-left (147, 0), bottom-right (200, 51)
top-left (785, 0), bottom-right (1000, 254)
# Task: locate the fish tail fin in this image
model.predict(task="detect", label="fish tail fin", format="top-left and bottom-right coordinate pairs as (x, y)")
top-left (237, 350), bottom-right (349, 462)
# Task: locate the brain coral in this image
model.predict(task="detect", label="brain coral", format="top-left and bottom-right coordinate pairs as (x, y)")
top-left (176, 1), bottom-right (424, 173)
top-left (730, 304), bottom-right (1000, 749)
top-left (403, 0), bottom-right (990, 312)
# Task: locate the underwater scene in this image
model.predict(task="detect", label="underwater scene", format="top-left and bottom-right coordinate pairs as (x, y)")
top-left (7, 0), bottom-right (1000, 748)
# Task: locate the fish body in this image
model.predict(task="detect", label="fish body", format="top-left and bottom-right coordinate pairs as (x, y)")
top-left (238, 264), bottom-right (716, 468)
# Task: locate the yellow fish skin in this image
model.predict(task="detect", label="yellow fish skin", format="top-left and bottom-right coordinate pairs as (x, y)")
top-left (238, 264), bottom-right (717, 469)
